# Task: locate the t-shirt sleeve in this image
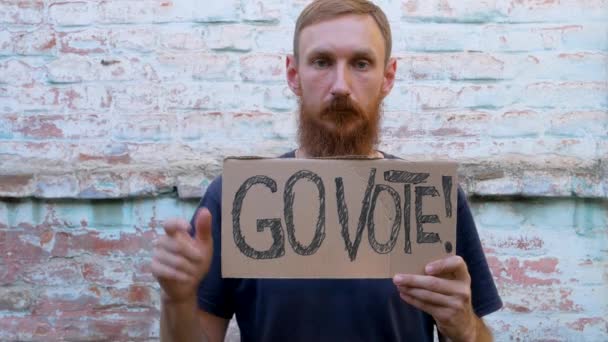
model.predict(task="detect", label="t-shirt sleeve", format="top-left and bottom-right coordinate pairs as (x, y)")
top-left (189, 176), bottom-right (236, 319)
top-left (455, 187), bottom-right (503, 317)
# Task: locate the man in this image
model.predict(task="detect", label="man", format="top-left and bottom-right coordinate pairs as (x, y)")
top-left (151, 1), bottom-right (502, 341)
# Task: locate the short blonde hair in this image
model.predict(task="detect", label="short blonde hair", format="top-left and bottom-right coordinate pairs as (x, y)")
top-left (294, 0), bottom-right (392, 65)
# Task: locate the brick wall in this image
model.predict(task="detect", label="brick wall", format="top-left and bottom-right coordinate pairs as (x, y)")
top-left (0, 0), bottom-right (606, 340)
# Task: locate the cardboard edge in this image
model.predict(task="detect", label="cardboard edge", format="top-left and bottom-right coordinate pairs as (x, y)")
top-left (224, 155), bottom-right (386, 161)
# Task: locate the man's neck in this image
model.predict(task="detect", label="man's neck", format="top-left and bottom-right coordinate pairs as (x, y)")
top-left (295, 148), bottom-right (383, 159)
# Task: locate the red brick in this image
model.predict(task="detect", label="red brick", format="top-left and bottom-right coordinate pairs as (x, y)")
top-left (50, 229), bottom-right (157, 257)
top-left (0, 175), bottom-right (35, 197)
top-left (6, 84), bottom-right (112, 112)
top-left (0, 230), bottom-right (49, 285)
top-left (487, 256), bottom-right (561, 287)
top-left (566, 317), bottom-right (606, 332)
top-left (22, 259), bottom-right (85, 285)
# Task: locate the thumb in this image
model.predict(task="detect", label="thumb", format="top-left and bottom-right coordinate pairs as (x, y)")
top-left (194, 207), bottom-right (213, 244)
top-left (162, 218), bottom-right (187, 237)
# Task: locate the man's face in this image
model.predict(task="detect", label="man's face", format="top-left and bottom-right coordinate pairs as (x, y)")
top-left (287, 14), bottom-right (396, 157)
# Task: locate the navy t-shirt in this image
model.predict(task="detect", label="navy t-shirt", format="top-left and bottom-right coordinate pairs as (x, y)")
top-left (191, 150), bottom-right (502, 342)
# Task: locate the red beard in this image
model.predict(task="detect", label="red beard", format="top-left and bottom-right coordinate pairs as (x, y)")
top-left (297, 95), bottom-right (381, 158)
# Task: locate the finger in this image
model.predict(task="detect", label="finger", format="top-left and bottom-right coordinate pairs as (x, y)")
top-left (151, 260), bottom-right (190, 282)
top-left (399, 292), bottom-right (443, 318)
top-left (194, 208), bottom-right (213, 244)
top-left (156, 236), bottom-right (203, 263)
top-left (393, 274), bottom-right (458, 295)
top-left (425, 255), bottom-right (469, 280)
top-left (397, 286), bottom-right (457, 308)
top-left (162, 218), bottom-right (191, 237)
top-left (154, 248), bottom-right (199, 277)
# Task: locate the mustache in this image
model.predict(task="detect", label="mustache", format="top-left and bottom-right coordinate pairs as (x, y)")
top-left (322, 96), bottom-right (364, 118)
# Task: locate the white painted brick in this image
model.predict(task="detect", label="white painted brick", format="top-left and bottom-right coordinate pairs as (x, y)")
top-left (48, 55), bottom-right (147, 84)
top-left (13, 27), bottom-right (57, 56)
top-left (0, 0), bottom-right (43, 24)
top-left (0, 30), bottom-right (13, 55)
top-left (97, 0), bottom-right (175, 24)
top-left (241, 0), bottom-right (283, 22)
top-left (47, 55), bottom-right (95, 83)
top-left (112, 83), bottom-right (162, 113)
top-left (189, 0), bottom-right (240, 22)
top-left (163, 82), bottom-right (252, 111)
top-left (240, 53), bottom-right (287, 83)
top-left (158, 25), bottom-right (205, 51)
top-left (255, 26), bottom-right (294, 53)
top-left (95, 55), bottom-right (148, 82)
top-left (561, 23), bottom-right (608, 51)
top-left (546, 111), bottom-right (608, 138)
top-left (523, 81), bottom-right (607, 109)
top-left (111, 26), bottom-right (159, 53)
top-left (232, 83), bottom-right (266, 110)
top-left (156, 52), bottom-right (237, 81)
top-left (49, 1), bottom-right (97, 26)
top-left (488, 110), bottom-right (545, 138)
top-left (206, 24), bottom-right (255, 51)
top-left (34, 174), bottom-right (79, 198)
top-left (178, 111), bottom-right (227, 141)
top-left (263, 85), bottom-right (297, 112)
top-left (0, 59), bottom-right (37, 86)
top-left (113, 114), bottom-right (176, 142)
top-left (521, 171), bottom-right (573, 197)
top-left (401, 0), bottom-right (501, 23)
top-left (396, 52), bottom-right (508, 81)
top-left (501, 0), bottom-right (608, 23)
top-left (392, 23), bottom-right (479, 52)
top-left (472, 176), bottom-right (523, 197)
top-left (58, 28), bottom-right (111, 55)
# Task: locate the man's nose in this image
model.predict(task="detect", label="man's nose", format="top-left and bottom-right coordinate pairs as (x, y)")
top-left (330, 63), bottom-right (351, 97)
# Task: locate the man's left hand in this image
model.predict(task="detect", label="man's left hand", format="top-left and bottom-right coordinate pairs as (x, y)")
top-left (393, 255), bottom-right (480, 342)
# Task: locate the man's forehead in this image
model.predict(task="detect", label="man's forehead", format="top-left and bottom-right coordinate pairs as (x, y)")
top-left (298, 14), bottom-right (385, 58)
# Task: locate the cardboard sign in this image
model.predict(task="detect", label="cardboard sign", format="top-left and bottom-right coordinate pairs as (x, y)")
top-left (221, 157), bottom-right (458, 278)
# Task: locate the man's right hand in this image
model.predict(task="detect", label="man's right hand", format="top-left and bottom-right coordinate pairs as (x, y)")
top-left (152, 208), bottom-right (214, 303)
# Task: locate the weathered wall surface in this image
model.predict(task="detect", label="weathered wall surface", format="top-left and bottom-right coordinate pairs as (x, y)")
top-left (0, 0), bottom-right (606, 340)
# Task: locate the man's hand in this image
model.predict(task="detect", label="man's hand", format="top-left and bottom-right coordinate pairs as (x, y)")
top-left (152, 208), bottom-right (214, 303)
top-left (393, 255), bottom-right (483, 342)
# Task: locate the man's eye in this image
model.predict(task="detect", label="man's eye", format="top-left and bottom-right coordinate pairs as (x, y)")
top-left (313, 59), bottom-right (330, 68)
top-left (355, 60), bottom-right (370, 70)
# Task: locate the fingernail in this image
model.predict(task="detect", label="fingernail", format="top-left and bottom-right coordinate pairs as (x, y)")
top-left (425, 264), bottom-right (434, 274)
top-left (393, 274), bottom-right (404, 283)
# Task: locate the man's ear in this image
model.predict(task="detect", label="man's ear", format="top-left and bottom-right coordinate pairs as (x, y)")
top-left (380, 57), bottom-right (397, 99)
top-left (286, 54), bottom-right (302, 97)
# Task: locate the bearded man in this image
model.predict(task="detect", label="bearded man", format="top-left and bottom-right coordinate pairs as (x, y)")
top-left (151, 1), bottom-right (503, 341)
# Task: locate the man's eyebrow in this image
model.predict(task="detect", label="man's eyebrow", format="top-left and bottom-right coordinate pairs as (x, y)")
top-left (306, 48), bottom-right (333, 58)
top-left (306, 48), bottom-right (378, 60)
top-left (351, 48), bottom-right (377, 60)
